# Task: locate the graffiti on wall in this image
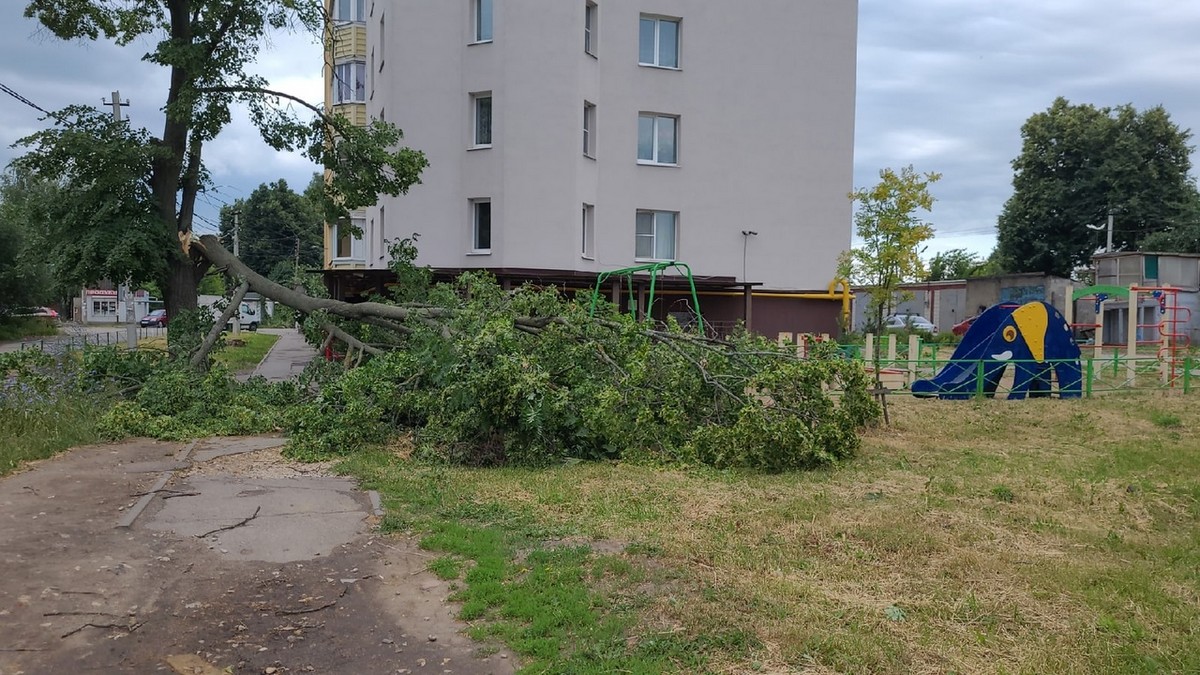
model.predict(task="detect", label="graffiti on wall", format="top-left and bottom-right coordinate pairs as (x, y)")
top-left (999, 285), bottom-right (1044, 304)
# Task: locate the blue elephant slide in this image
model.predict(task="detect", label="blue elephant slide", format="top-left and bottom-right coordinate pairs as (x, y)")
top-left (911, 301), bottom-right (1082, 400)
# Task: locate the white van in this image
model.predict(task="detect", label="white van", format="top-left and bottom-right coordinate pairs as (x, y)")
top-left (224, 301), bottom-right (261, 332)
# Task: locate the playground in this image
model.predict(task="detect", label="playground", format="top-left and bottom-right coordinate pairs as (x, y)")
top-left (778, 284), bottom-right (1199, 399)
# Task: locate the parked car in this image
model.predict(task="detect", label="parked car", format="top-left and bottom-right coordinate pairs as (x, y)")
top-left (12, 307), bottom-right (58, 320)
top-left (139, 309), bottom-right (168, 327)
top-left (884, 313), bottom-right (938, 335)
top-left (951, 315), bottom-right (976, 336)
top-left (223, 302), bottom-right (260, 332)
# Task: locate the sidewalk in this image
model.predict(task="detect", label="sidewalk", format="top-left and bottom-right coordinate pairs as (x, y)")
top-left (247, 328), bottom-right (319, 382)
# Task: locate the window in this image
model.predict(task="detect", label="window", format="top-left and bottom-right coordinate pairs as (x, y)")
top-left (474, 0), bottom-right (493, 43)
top-left (637, 113), bottom-right (677, 165)
top-left (92, 299), bottom-right (117, 317)
top-left (333, 218), bottom-right (366, 261)
top-left (639, 16), bottom-right (679, 68)
top-left (636, 210), bottom-right (677, 260)
top-left (584, 2), bottom-right (597, 55)
top-left (583, 102), bottom-right (596, 157)
top-left (581, 204), bottom-right (595, 258)
top-left (378, 206), bottom-right (386, 260)
top-left (473, 93), bottom-right (493, 147)
top-left (333, 61), bottom-right (366, 103)
top-left (369, 49), bottom-right (375, 98)
top-left (472, 200), bottom-right (492, 252)
top-left (379, 13), bottom-right (386, 69)
top-left (335, 0), bottom-right (366, 22)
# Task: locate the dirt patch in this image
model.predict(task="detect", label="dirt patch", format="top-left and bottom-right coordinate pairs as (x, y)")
top-left (0, 438), bottom-right (514, 675)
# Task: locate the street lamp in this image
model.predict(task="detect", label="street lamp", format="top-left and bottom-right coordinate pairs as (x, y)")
top-left (741, 230), bottom-right (758, 282)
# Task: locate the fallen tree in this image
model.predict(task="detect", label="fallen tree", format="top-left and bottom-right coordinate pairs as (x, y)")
top-left (181, 234), bottom-right (881, 471)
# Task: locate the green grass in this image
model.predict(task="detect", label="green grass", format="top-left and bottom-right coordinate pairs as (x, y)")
top-left (141, 331), bottom-right (280, 372)
top-left (0, 317), bottom-right (59, 341)
top-left (338, 393), bottom-right (1200, 673)
top-left (214, 331), bottom-right (280, 372)
top-left (0, 395), bottom-right (105, 476)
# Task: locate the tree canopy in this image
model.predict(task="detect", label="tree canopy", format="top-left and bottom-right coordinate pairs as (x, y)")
top-left (925, 248), bottom-right (983, 281)
top-left (217, 176), bottom-right (323, 282)
top-left (996, 97), bottom-right (1199, 277)
top-left (846, 165), bottom-right (940, 328)
top-left (0, 169), bottom-right (72, 315)
top-left (14, 0), bottom-right (428, 324)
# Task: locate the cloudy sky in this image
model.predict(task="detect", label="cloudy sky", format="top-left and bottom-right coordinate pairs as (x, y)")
top-left (2, 1), bottom-right (1199, 259)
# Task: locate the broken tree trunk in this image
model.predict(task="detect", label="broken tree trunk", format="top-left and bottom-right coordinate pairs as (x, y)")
top-left (195, 235), bottom-right (450, 327)
top-left (190, 280), bottom-right (249, 368)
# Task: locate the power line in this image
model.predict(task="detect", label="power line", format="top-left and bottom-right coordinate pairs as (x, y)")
top-left (0, 80), bottom-right (49, 115)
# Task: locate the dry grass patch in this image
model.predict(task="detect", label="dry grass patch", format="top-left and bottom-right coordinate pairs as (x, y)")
top-left (346, 392), bottom-right (1200, 672)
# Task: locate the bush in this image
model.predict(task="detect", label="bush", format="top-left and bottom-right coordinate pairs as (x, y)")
top-left (97, 363), bottom-right (303, 441)
top-left (282, 273), bottom-right (882, 472)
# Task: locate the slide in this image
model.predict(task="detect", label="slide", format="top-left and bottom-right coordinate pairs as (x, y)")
top-left (911, 301), bottom-right (1082, 400)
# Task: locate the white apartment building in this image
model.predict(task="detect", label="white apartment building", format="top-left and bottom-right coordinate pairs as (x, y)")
top-left (325, 0), bottom-right (858, 335)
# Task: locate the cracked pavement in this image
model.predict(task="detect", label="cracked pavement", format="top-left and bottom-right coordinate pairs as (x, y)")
top-left (0, 436), bottom-right (514, 675)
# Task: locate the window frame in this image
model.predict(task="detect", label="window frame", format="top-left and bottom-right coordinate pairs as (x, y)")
top-left (638, 15), bottom-right (680, 69)
top-left (471, 199), bottom-right (493, 254)
top-left (332, 217), bottom-right (366, 262)
top-left (334, 0), bottom-right (366, 23)
top-left (472, 92), bottom-right (493, 148)
top-left (583, 101), bottom-right (597, 158)
top-left (473, 0), bottom-right (494, 44)
top-left (332, 60), bottom-right (367, 104)
top-left (637, 113), bottom-right (679, 166)
top-left (581, 203), bottom-right (595, 259)
top-left (635, 210), bottom-right (678, 262)
top-left (584, 2), bottom-right (598, 56)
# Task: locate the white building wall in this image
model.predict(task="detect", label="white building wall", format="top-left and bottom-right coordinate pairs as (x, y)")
top-left (365, 0), bottom-right (857, 290)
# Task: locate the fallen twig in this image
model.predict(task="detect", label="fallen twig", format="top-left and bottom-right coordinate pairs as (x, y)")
top-left (274, 601), bottom-right (336, 616)
top-left (130, 488), bottom-right (197, 498)
top-left (43, 611), bottom-right (119, 617)
top-left (195, 506), bottom-right (262, 538)
top-left (0, 648), bottom-right (46, 652)
top-left (162, 491), bottom-right (202, 500)
top-left (61, 621), bottom-right (144, 639)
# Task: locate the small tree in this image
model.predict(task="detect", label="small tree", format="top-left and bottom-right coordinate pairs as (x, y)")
top-left (847, 166), bottom-right (940, 332)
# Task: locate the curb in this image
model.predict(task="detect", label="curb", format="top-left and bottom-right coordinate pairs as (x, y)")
top-left (116, 439), bottom-right (200, 529)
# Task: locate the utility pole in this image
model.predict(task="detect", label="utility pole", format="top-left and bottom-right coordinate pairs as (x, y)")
top-left (1087, 212), bottom-right (1115, 253)
top-left (104, 90), bottom-right (138, 349)
top-left (231, 209), bottom-right (242, 338)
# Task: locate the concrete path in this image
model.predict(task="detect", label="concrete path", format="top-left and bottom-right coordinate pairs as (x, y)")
top-left (249, 328), bottom-right (319, 382)
top-left (0, 436), bottom-right (513, 674)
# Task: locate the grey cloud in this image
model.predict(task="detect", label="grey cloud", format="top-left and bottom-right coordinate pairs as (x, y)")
top-left (856, 0), bottom-right (1200, 257)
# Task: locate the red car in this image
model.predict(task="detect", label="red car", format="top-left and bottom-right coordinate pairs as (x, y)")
top-left (952, 315), bottom-right (977, 336)
top-left (139, 309), bottom-right (168, 327)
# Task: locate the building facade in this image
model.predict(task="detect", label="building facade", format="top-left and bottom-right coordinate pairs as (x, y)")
top-left (323, 0), bottom-right (370, 269)
top-left (324, 0), bottom-right (859, 336)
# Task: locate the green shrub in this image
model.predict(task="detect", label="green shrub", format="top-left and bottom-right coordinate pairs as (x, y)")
top-left (97, 363), bottom-right (302, 441)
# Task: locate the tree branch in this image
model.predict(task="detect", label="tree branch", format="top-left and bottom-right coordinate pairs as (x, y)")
top-left (190, 280), bottom-right (249, 368)
top-left (195, 86), bottom-right (325, 118)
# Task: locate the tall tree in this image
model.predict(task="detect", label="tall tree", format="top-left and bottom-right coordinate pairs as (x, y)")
top-left (13, 1), bottom-right (427, 327)
top-left (847, 165), bottom-right (940, 331)
top-left (996, 97), bottom-right (1198, 276)
top-left (217, 178), bottom-right (322, 280)
top-left (0, 169), bottom-right (70, 315)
